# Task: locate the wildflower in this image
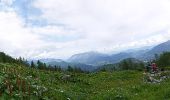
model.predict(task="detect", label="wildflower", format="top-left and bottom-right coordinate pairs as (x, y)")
top-left (61, 90), bottom-right (64, 93)
top-left (67, 98), bottom-right (71, 100)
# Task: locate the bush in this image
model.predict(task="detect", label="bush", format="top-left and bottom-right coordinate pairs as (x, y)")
top-left (156, 52), bottom-right (170, 68)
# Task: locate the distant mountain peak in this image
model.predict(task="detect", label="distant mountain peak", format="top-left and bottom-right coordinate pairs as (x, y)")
top-left (39, 58), bottom-right (64, 63)
top-left (32, 40), bottom-right (170, 68)
top-left (68, 51), bottom-right (109, 65)
top-left (68, 40), bottom-right (170, 66)
top-left (138, 40), bottom-right (170, 60)
top-left (166, 40), bottom-right (170, 42)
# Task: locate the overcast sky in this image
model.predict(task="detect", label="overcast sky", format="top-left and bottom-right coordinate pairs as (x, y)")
top-left (0, 0), bottom-right (170, 59)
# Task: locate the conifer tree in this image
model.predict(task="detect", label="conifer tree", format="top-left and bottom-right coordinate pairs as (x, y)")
top-left (31, 61), bottom-right (36, 68)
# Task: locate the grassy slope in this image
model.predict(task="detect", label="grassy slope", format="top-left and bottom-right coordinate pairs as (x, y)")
top-left (0, 63), bottom-right (170, 100)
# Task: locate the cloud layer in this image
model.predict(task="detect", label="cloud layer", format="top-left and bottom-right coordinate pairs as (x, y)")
top-left (0, 0), bottom-right (170, 59)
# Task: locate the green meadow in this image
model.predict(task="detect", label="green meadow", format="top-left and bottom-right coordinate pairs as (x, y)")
top-left (1, 63), bottom-right (170, 100)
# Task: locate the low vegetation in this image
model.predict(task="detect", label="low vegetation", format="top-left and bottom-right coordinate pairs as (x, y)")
top-left (0, 63), bottom-right (170, 99)
top-left (1, 52), bottom-right (170, 99)
top-left (156, 52), bottom-right (170, 69)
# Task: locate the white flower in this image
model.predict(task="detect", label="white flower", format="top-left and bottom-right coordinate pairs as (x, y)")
top-left (67, 98), bottom-right (71, 100)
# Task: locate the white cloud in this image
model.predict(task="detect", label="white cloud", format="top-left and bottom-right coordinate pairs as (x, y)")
top-left (0, 0), bottom-right (15, 6)
top-left (1, 0), bottom-right (170, 59)
top-left (33, 0), bottom-right (170, 51)
top-left (0, 11), bottom-right (43, 57)
top-left (0, 10), bottom-right (86, 59)
top-left (34, 0), bottom-right (170, 40)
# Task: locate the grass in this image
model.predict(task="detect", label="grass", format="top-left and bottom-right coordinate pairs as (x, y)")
top-left (0, 63), bottom-right (170, 100)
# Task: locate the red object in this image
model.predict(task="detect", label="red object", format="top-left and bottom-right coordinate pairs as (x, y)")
top-left (152, 63), bottom-right (157, 71)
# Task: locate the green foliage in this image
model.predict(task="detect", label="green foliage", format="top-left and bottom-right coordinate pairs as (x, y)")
top-left (1, 63), bottom-right (170, 99)
top-left (119, 59), bottom-right (144, 71)
top-left (16, 57), bottom-right (30, 67)
top-left (0, 52), bottom-right (16, 63)
top-left (120, 60), bottom-right (129, 70)
top-left (37, 60), bottom-right (46, 70)
top-left (100, 68), bottom-right (107, 72)
top-left (54, 65), bottom-right (62, 72)
top-left (73, 67), bottom-right (84, 73)
top-left (98, 64), bottom-right (117, 72)
top-left (31, 61), bottom-right (36, 68)
top-left (67, 66), bottom-right (74, 72)
top-left (156, 52), bottom-right (170, 68)
top-left (0, 52), bottom-right (29, 67)
top-left (99, 58), bottom-right (144, 72)
top-left (0, 52), bottom-right (170, 99)
top-left (67, 66), bottom-right (84, 73)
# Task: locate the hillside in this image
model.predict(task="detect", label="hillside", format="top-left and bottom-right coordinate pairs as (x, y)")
top-left (1, 0), bottom-right (170, 99)
top-left (25, 40), bottom-right (170, 71)
top-left (1, 48), bottom-right (170, 99)
top-left (140, 40), bottom-right (170, 60)
top-left (46, 61), bottom-right (95, 71)
top-left (1, 63), bottom-right (170, 99)
top-left (99, 58), bottom-right (144, 71)
top-left (148, 40), bottom-right (170, 54)
top-left (29, 58), bottom-right (95, 71)
top-left (68, 51), bottom-right (110, 66)
top-left (67, 40), bottom-right (170, 67)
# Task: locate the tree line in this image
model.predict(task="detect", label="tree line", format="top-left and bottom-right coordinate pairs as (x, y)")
top-left (30, 60), bottom-right (84, 73)
top-left (0, 52), bottom-right (29, 67)
top-left (0, 52), bottom-right (85, 73)
top-left (156, 52), bottom-right (170, 69)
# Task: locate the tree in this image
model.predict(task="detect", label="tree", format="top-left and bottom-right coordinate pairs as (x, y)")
top-left (37, 60), bottom-right (44, 69)
top-left (121, 60), bottom-right (129, 70)
top-left (48, 64), bottom-right (53, 70)
top-left (0, 52), bottom-right (17, 63)
top-left (43, 63), bottom-right (47, 69)
top-left (100, 68), bottom-right (107, 72)
top-left (119, 58), bottom-right (144, 71)
top-left (156, 52), bottom-right (170, 68)
top-left (54, 65), bottom-right (62, 71)
top-left (0, 52), bottom-right (29, 67)
top-left (31, 61), bottom-right (36, 68)
top-left (74, 67), bottom-right (83, 73)
top-left (67, 66), bottom-right (74, 72)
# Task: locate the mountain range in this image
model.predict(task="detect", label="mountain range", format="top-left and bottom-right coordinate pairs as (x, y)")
top-left (69, 40), bottom-right (170, 65)
top-left (34, 58), bottom-right (95, 71)
top-left (36, 40), bottom-right (170, 71)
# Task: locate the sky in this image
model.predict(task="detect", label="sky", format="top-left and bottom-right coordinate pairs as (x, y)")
top-left (0, 0), bottom-right (170, 59)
